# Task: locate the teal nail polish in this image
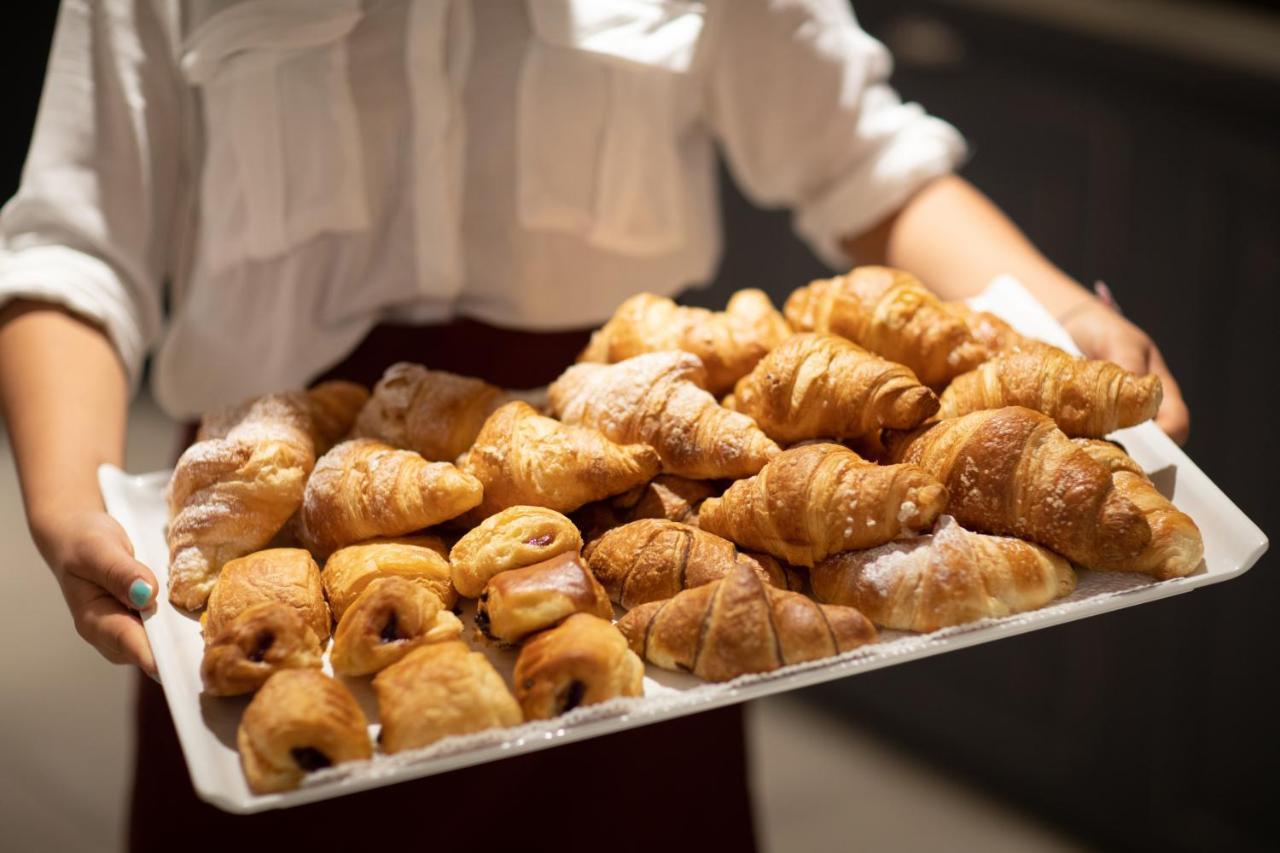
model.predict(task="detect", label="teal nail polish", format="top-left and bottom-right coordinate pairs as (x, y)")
top-left (129, 579), bottom-right (153, 609)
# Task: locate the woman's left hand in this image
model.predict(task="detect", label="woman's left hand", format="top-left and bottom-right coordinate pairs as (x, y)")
top-left (1060, 299), bottom-right (1190, 445)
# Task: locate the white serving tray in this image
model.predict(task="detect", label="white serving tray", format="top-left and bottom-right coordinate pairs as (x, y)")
top-left (99, 278), bottom-right (1268, 814)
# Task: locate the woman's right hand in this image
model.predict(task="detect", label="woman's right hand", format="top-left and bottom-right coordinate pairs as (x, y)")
top-left (31, 507), bottom-right (160, 679)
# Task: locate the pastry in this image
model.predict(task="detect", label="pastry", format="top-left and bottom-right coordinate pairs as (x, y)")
top-left (200, 602), bottom-right (323, 697)
top-left (461, 401), bottom-right (660, 518)
top-left (203, 548), bottom-right (330, 643)
top-left (373, 642), bottom-right (522, 754)
top-left (237, 670), bottom-right (372, 793)
top-left (577, 289), bottom-right (792, 394)
top-left (549, 351), bottom-right (780, 479)
top-left (330, 577), bottom-right (464, 676)
top-left (322, 536), bottom-right (455, 622)
top-left (300, 438), bottom-right (482, 555)
top-left (617, 561), bottom-right (877, 682)
top-left (942, 302), bottom-right (1023, 354)
top-left (883, 407), bottom-right (1152, 568)
top-left (697, 443), bottom-right (947, 567)
top-left (513, 613), bottom-right (645, 720)
top-left (304, 380), bottom-right (371, 454)
top-left (728, 332), bottom-right (938, 443)
top-left (811, 516), bottom-right (1076, 631)
top-left (353, 362), bottom-right (510, 461)
top-left (448, 506), bottom-right (583, 598)
top-left (475, 552), bottom-right (613, 644)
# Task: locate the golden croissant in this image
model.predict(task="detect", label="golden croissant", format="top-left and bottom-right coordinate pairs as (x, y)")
top-left (548, 351), bottom-right (780, 480)
top-left (578, 289), bottom-right (792, 394)
top-left (1073, 440), bottom-right (1204, 578)
top-left (883, 407), bottom-right (1151, 568)
top-left (168, 393), bottom-right (316, 610)
top-left (942, 303), bottom-right (1024, 354)
top-left (330, 577), bottom-right (464, 676)
top-left (513, 613), bottom-right (645, 721)
top-left (304, 380), bottom-right (370, 455)
top-left (939, 346), bottom-right (1162, 437)
top-left (617, 561), bottom-right (878, 682)
top-left (584, 519), bottom-right (796, 608)
top-left (728, 333), bottom-right (939, 443)
top-left (811, 516), bottom-right (1077, 632)
top-left (697, 443), bottom-right (947, 567)
top-left (353, 362), bottom-right (510, 461)
top-left (461, 401), bottom-right (661, 518)
top-left (300, 439), bottom-right (482, 556)
top-left (784, 267), bottom-right (987, 387)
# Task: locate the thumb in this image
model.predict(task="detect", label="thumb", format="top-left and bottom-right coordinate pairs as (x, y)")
top-left (75, 519), bottom-right (161, 612)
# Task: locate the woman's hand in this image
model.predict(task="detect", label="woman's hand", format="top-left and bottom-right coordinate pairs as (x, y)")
top-left (1060, 299), bottom-right (1191, 445)
top-left (30, 508), bottom-right (160, 679)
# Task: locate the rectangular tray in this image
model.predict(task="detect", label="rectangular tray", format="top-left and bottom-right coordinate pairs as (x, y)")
top-left (100, 278), bottom-right (1268, 813)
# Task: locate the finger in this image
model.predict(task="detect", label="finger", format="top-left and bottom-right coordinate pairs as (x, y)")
top-left (69, 525), bottom-right (160, 612)
top-left (75, 591), bottom-right (159, 679)
top-left (1148, 348), bottom-right (1191, 445)
top-left (1103, 339), bottom-right (1151, 377)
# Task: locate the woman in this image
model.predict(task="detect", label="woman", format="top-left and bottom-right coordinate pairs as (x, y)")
top-left (0, 2), bottom-right (1187, 850)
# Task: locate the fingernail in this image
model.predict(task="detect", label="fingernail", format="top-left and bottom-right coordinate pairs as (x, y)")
top-left (129, 579), bottom-right (154, 609)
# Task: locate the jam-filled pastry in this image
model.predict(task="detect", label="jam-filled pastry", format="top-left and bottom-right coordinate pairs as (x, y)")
top-left (322, 536), bottom-right (456, 622)
top-left (448, 506), bottom-right (583, 599)
top-left (373, 641), bottom-right (522, 754)
top-left (237, 670), bottom-right (372, 794)
top-left (201, 602), bottom-right (323, 696)
top-left (475, 552), bottom-right (612, 644)
top-left (330, 577), bottom-right (463, 676)
top-left (513, 614), bottom-right (645, 720)
top-left (203, 548), bottom-right (330, 645)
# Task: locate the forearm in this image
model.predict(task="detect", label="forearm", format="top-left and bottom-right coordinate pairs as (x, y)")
top-left (841, 174), bottom-right (1095, 318)
top-left (0, 300), bottom-right (129, 545)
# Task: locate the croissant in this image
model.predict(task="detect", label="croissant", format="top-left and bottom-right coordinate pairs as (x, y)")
top-left (513, 614), bottom-right (645, 720)
top-left (942, 303), bottom-right (1024, 354)
top-left (475, 552), bottom-right (613, 645)
top-left (548, 351), bottom-right (780, 479)
top-left (617, 561), bottom-right (877, 682)
top-left (729, 333), bottom-right (939, 443)
top-left (584, 519), bottom-right (796, 608)
top-left (305, 380), bottom-right (370, 454)
top-left (939, 346), bottom-right (1163, 437)
top-left (578, 289), bottom-right (792, 394)
top-left (883, 407), bottom-right (1151, 568)
top-left (697, 443), bottom-right (947, 567)
top-left (203, 548), bottom-right (330, 643)
top-left (167, 393), bottom-right (316, 610)
top-left (811, 516), bottom-right (1077, 632)
top-left (448, 506), bottom-right (583, 598)
top-left (237, 669), bottom-right (372, 794)
top-left (322, 536), bottom-right (455, 622)
top-left (353, 362), bottom-right (510, 461)
top-left (784, 267), bottom-right (988, 387)
top-left (1073, 440), bottom-right (1204, 578)
top-left (330, 577), bottom-right (464, 676)
top-left (373, 641), bottom-right (522, 754)
top-left (200, 603), bottom-right (324, 697)
top-left (461, 401), bottom-right (660, 518)
top-left (618, 475), bottom-right (716, 526)
top-left (300, 439), bottom-right (482, 556)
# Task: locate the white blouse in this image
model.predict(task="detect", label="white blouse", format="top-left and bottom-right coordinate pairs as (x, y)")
top-left (0, 0), bottom-right (964, 417)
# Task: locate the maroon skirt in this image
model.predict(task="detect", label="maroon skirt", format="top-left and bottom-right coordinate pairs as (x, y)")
top-left (130, 320), bottom-right (756, 853)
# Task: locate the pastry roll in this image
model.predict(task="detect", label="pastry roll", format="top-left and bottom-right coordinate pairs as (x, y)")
top-left (811, 516), bottom-right (1077, 632)
top-left (617, 561), bottom-right (877, 682)
top-left (475, 552), bottom-right (613, 645)
top-left (237, 670), bottom-right (372, 794)
top-left (330, 577), bottom-right (464, 676)
top-left (448, 506), bottom-right (583, 599)
top-left (373, 642), bottom-right (522, 754)
top-left (203, 548), bottom-right (330, 643)
top-left (322, 536), bottom-right (456, 622)
top-left (513, 614), bottom-right (645, 720)
top-left (200, 602), bottom-right (323, 697)
top-left (304, 380), bottom-right (371, 455)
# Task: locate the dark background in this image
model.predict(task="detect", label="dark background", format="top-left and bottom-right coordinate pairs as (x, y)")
top-left (3, 2), bottom-right (1276, 851)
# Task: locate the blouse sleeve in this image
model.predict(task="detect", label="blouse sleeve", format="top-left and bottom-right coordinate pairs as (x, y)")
top-left (0, 0), bottom-right (183, 387)
top-left (706, 0), bottom-right (967, 268)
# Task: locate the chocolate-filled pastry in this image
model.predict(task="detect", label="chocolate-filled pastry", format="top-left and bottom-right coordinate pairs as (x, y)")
top-left (513, 614), bottom-right (645, 720)
top-left (448, 506), bottom-right (583, 599)
top-left (322, 536), bottom-right (455, 622)
top-left (204, 548), bottom-right (329, 644)
top-left (373, 642), bottom-right (522, 753)
top-left (475, 552), bottom-right (612, 645)
top-left (617, 561), bottom-right (877, 682)
top-left (201, 602), bottom-right (323, 696)
top-left (584, 519), bottom-right (795, 608)
top-left (237, 670), bottom-right (372, 794)
top-left (330, 577), bottom-right (463, 676)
